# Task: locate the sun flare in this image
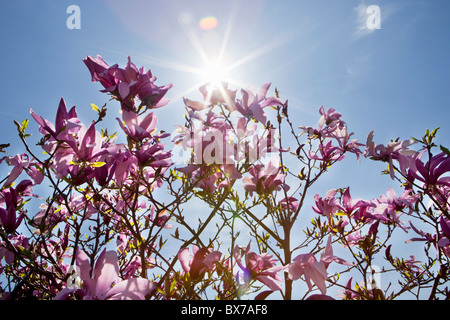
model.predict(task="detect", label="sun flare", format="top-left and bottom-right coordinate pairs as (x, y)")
top-left (200, 60), bottom-right (228, 86)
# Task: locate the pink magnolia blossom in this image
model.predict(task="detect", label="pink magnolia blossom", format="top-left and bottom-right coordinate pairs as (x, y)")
top-left (122, 255), bottom-right (156, 280)
top-left (0, 235), bottom-right (30, 265)
top-left (1, 154), bottom-right (44, 188)
top-left (178, 245), bottom-right (222, 281)
top-left (406, 220), bottom-right (436, 244)
top-left (312, 189), bottom-right (342, 221)
top-left (30, 98), bottom-right (80, 144)
top-left (243, 160), bottom-right (287, 196)
top-left (183, 82), bottom-right (237, 111)
top-left (30, 101), bottom-right (118, 185)
top-left (369, 188), bottom-right (418, 229)
top-left (62, 121), bottom-right (105, 164)
top-left (308, 140), bottom-right (345, 163)
top-left (0, 188), bottom-right (24, 234)
top-left (2, 154), bottom-right (29, 188)
top-left (366, 131), bottom-right (416, 179)
top-left (318, 106), bottom-right (343, 131)
top-left (438, 217), bottom-right (450, 257)
top-left (340, 188), bottom-right (367, 216)
top-left (55, 248), bottom-right (155, 300)
top-left (330, 125), bottom-right (364, 162)
top-left (344, 230), bottom-right (365, 247)
top-left (408, 152), bottom-right (450, 188)
top-left (299, 107), bottom-right (345, 139)
top-left (83, 55), bottom-right (172, 111)
top-left (284, 236), bottom-right (352, 294)
top-left (135, 141), bottom-right (172, 169)
top-left (234, 83), bottom-right (284, 125)
top-left (145, 206), bottom-right (173, 229)
top-left (116, 233), bottom-right (130, 253)
top-left (117, 109), bottom-right (158, 142)
top-left (280, 197), bottom-right (299, 213)
top-left (233, 242), bottom-right (283, 291)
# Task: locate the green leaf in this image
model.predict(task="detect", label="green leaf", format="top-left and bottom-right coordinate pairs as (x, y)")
top-left (91, 103), bottom-right (100, 112)
top-left (441, 145), bottom-right (450, 156)
top-left (431, 127), bottom-right (440, 137)
top-left (21, 119), bottom-right (29, 131)
top-left (90, 161), bottom-right (106, 168)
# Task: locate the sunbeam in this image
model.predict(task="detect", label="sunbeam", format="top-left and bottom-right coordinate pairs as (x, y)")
top-left (107, 0), bottom-right (299, 104)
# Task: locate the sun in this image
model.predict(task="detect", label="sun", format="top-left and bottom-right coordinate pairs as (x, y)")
top-left (200, 60), bottom-right (228, 87)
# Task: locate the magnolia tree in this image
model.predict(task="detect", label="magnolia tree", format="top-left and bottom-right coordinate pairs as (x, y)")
top-left (0, 55), bottom-right (449, 300)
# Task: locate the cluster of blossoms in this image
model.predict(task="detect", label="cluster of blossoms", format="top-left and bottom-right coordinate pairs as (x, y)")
top-left (83, 55), bottom-right (172, 112)
top-left (310, 126), bottom-right (450, 298)
top-left (0, 54), bottom-right (448, 300)
top-left (173, 81), bottom-right (287, 196)
top-left (0, 55), bottom-right (175, 299)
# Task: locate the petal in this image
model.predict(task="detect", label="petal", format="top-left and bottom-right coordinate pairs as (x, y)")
top-left (257, 83), bottom-right (271, 101)
top-left (183, 97), bottom-right (208, 111)
top-left (55, 98), bottom-right (69, 133)
top-left (306, 294), bottom-right (335, 300)
top-left (204, 251), bottom-right (222, 268)
top-left (306, 264), bottom-right (327, 294)
top-left (254, 290), bottom-right (274, 300)
top-left (256, 275), bottom-right (282, 291)
top-left (105, 278), bottom-right (155, 300)
top-left (118, 82), bottom-right (131, 99)
top-left (92, 249), bottom-right (120, 298)
top-left (178, 248), bottom-right (191, 273)
top-left (440, 217), bottom-right (450, 238)
top-left (54, 287), bottom-right (78, 300)
top-left (249, 104), bottom-right (266, 124)
top-left (75, 249), bottom-right (93, 291)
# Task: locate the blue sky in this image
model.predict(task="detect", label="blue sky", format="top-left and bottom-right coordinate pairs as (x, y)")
top-left (1, 0), bottom-right (450, 298)
top-left (1, 0), bottom-right (448, 201)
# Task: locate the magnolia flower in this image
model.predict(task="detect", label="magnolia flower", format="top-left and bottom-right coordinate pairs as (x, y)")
top-left (2, 154), bottom-right (29, 188)
top-left (284, 236), bottom-right (352, 294)
top-left (369, 188), bottom-right (418, 230)
top-left (0, 235), bottom-right (29, 265)
top-left (408, 152), bottom-right (450, 188)
top-left (366, 131), bottom-right (416, 179)
top-left (308, 140), bottom-right (345, 163)
top-left (116, 233), bottom-right (130, 253)
top-left (312, 189), bottom-right (342, 221)
top-left (117, 109), bottom-right (158, 142)
top-left (318, 106), bottom-right (343, 130)
top-left (55, 248), bottom-right (155, 300)
top-left (145, 206), bottom-right (173, 229)
top-left (178, 245), bottom-right (222, 281)
top-left (438, 217), bottom-right (450, 257)
top-left (330, 125), bottom-right (364, 162)
top-left (233, 242), bottom-right (283, 291)
top-left (243, 160), bottom-right (287, 196)
top-left (299, 107), bottom-right (345, 139)
top-left (30, 98), bottom-right (80, 143)
top-left (234, 83), bottom-right (284, 125)
top-left (83, 55), bottom-right (172, 111)
top-left (183, 82), bottom-right (237, 111)
top-left (280, 197), bottom-right (299, 213)
top-left (0, 188), bottom-right (24, 234)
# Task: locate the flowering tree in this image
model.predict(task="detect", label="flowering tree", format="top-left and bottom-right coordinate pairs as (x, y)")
top-left (0, 55), bottom-right (448, 300)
